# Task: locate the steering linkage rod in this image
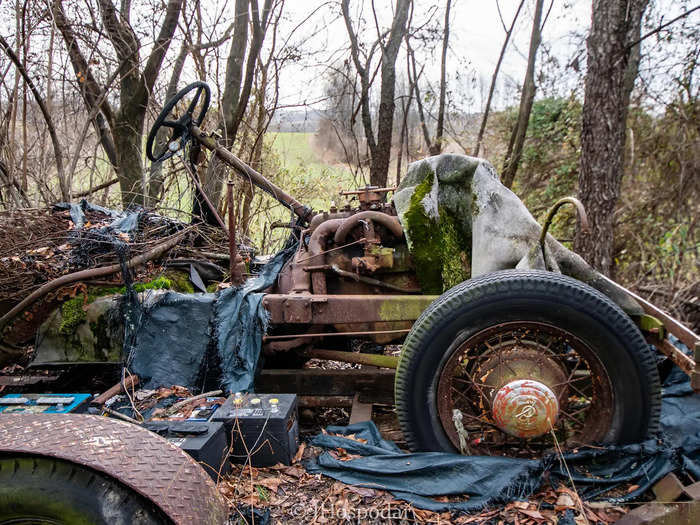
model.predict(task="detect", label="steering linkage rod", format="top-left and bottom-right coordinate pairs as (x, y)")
top-left (190, 126), bottom-right (313, 224)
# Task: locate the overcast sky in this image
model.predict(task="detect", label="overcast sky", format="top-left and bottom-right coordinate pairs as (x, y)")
top-left (264, 0), bottom-right (697, 115)
top-left (271, 0), bottom-right (593, 113)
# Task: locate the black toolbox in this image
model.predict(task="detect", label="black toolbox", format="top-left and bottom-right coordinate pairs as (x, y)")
top-left (212, 393), bottom-right (298, 467)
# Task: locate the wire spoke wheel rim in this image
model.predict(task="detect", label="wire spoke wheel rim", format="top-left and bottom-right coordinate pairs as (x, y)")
top-left (436, 321), bottom-right (614, 457)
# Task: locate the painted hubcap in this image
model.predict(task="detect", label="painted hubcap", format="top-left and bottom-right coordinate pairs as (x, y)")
top-left (491, 379), bottom-right (559, 438)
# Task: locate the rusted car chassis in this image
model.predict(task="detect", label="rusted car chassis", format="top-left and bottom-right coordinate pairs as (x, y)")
top-left (190, 123), bottom-right (700, 385)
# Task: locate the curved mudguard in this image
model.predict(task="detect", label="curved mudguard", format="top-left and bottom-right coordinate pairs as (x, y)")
top-left (0, 414), bottom-right (228, 525)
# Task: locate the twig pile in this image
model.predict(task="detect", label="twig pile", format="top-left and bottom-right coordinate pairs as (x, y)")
top-left (0, 206), bottom-right (234, 303)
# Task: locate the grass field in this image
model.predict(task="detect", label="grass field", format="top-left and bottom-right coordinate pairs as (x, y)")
top-left (266, 131), bottom-right (358, 212)
top-left (226, 131), bottom-right (360, 252)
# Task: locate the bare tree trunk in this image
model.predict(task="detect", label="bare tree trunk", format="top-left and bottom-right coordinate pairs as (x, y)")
top-left (51, 0), bottom-right (183, 208)
top-left (574, 0), bottom-right (650, 275)
top-left (39, 25), bottom-right (55, 199)
top-left (474, 0), bottom-right (525, 157)
top-left (396, 83), bottom-right (415, 184)
top-left (370, 0), bottom-right (411, 186)
top-left (432, 0), bottom-right (451, 156)
top-left (407, 42), bottom-right (431, 155)
top-left (501, 0), bottom-right (544, 189)
top-left (198, 0), bottom-right (273, 225)
top-left (342, 0), bottom-right (411, 188)
top-left (20, 3), bottom-right (28, 192)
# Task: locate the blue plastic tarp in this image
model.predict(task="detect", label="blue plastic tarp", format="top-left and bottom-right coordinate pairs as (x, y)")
top-left (126, 242), bottom-right (297, 392)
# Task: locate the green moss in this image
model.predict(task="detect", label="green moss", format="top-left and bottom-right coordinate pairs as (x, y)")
top-left (59, 296), bottom-right (87, 336)
top-left (401, 172), bottom-right (471, 293)
top-left (402, 173), bottom-right (444, 293)
top-left (160, 270), bottom-right (195, 294)
top-left (84, 271), bottom-right (194, 300)
top-left (57, 272), bottom-right (194, 339)
top-left (86, 286), bottom-right (124, 303)
top-left (132, 275), bottom-right (173, 293)
top-left (438, 208), bottom-right (471, 289)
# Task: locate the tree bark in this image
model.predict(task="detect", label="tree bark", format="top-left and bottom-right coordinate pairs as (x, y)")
top-left (370, 0), bottom-right (411, 186)
top-left (501, 0), bottom-right (544, 189)
top-left (198, 0), bottom-right (272, 226)
top-left (341, 0), bottom-right (379, 165)
top-left (342, 0), bottom-right (411, 187)
top-left (51, 0), bottom-right (183, 208)
top-left (574, 0), bottom-right (649, 275)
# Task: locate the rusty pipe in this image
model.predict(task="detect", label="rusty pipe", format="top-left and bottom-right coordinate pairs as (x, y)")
top-left (91, 375), bottom-right (140, 406)
top-left (307, 218), bottom-right (345, 294)
top-left (301, 348), bottom-right (399, 369)
top-left (330, 264), bottom-right (420, 293)
top-left (334, 211), bottom-right (403, 245)
top-left (308, 211), bottom-right (353, 232)
top-left (226, 180), bottom-right (244, 286)
top-left (263, 328), bottom-right (411, 340)
top-left (191, 126), bottom-right (312, 222)
top-left (539, 196), bottom-right (589, 248)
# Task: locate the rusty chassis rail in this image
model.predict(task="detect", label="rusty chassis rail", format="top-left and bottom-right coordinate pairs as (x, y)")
top-left (262, 294), bottom-right (439, 325)
top-left (601, 275), bottom-right (700, 391)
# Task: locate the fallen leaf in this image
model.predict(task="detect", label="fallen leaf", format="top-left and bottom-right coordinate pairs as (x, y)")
top-left (518, 508), bottom-right (545, 520)
top-left (573, 514), bottom-right (588, 525)
top-left (282, 466), bottom-right (305, 479)
top-left (293, 442), bottom-right (306, 463)
top-left (255, 477), bottom-right (283, 492)
top-left (555, 493), bottom-right (575, 510)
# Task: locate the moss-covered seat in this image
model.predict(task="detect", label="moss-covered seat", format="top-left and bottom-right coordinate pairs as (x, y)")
top-left (393, 154), bottom-right (640, 313)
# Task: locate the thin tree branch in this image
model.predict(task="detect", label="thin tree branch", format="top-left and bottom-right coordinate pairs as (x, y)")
top-left (0, 33), bottom-right (68, 200)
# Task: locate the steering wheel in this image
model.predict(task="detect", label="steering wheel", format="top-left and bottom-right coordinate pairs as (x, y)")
top-left (146, 81), bottom-right (211, 163)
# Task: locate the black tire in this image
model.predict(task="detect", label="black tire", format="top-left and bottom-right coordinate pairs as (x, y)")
top-left (395, 270), bottom-right (661, 454)
top-left (0, 455), bottom-right (172, 525)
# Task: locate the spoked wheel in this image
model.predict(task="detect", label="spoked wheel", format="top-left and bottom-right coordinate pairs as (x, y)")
top-left (437, 322), bottom-right (614, 456)
top-left (395, 270), bottom-right (661, 457)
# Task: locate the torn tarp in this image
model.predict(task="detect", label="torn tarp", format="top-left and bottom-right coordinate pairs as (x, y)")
top-left (213, 242), bottom-right (296, 393)
top-left (53, 199), bottom-right (140, 232)
top-left (126, 291), bottom-right (217, 390)
top-left (307, 338), bottom-right (700, 513)
top-left (125, 242), bottom-right (297, 392)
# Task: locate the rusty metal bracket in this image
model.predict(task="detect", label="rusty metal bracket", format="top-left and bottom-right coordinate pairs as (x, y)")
top-left (646, 335), bottom-right (695, 376)
top-left (601, 275), bottom-right (700, 389)
top-left (282, 296), bottom-right (313, 324)
top-left (0, 414), bottom-right (228, 525)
